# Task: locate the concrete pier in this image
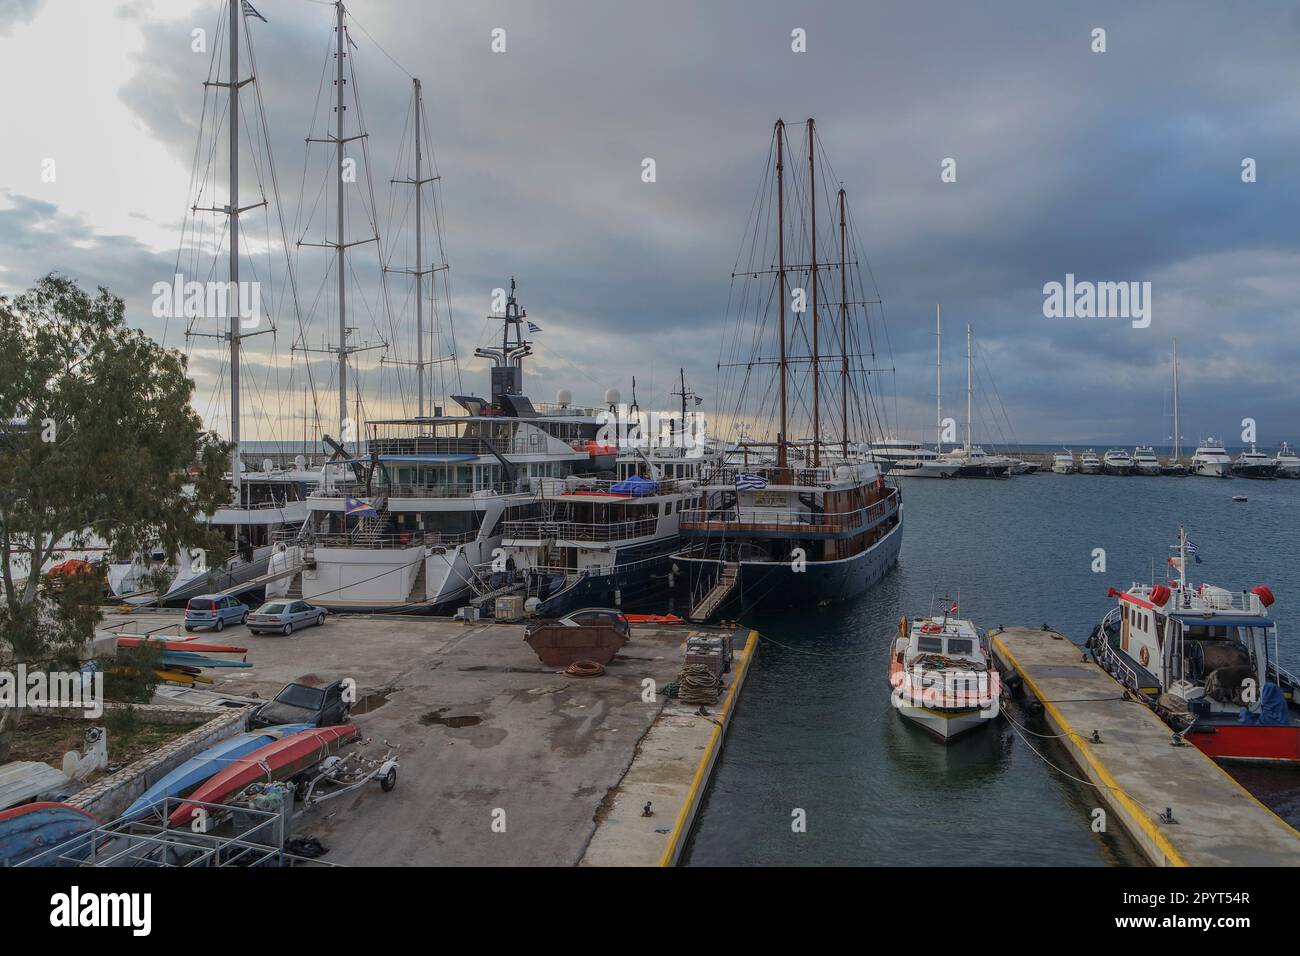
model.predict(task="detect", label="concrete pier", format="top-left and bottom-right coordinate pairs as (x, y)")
top-left (97, 610), bottom-right (754, 866)
top-left (993, 626), bottom-right (1300, 866)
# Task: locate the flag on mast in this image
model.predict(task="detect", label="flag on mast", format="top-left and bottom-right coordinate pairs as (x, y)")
top-left (242, 0), bottom-right (268, 22)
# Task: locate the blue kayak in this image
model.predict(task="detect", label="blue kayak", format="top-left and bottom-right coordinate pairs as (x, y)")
top-left (0, 803), bottom-right (98, 867)
top-left (121, 723), bottom-right (314, 820)
top-left (160, 651), bottom-right (254, 669)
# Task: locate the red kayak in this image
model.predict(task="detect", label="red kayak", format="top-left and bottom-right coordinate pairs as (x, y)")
top-left (624, 614), bottom-right (684, 625)
top-left (117, 637), bottom-right (248, 654)
top-left (169, 725), bottom-right (360, 826)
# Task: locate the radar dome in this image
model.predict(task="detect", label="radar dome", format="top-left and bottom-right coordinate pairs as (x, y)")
top-left (604, 388), bottom-right (621, 406)
top-left (556, 388), bottom-right (572, 407)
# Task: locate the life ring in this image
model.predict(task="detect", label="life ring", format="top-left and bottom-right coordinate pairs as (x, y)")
top-left (920, 622), bottom-right (942, 634)
top-left (1139, 646), bottom-right (1150, 667)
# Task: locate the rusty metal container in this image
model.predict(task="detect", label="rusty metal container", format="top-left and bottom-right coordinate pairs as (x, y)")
top-left (524, 622), bottom-right (628, 667)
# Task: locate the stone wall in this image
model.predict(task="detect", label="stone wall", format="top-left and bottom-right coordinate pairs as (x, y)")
top-left (66, 705), bottom-right (250, 821)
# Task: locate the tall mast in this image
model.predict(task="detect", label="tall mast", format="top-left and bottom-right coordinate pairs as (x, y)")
top-left (935, 304), bottom-right (942, 452)
top-left (807, 118), bottom-right (819, 467)
top-left (776, 119), bottom-right (788, 470)
top-left (334, 0), bottom-right (347, 443)
top-left (414, 77), bottom-right (425, 417)
top-left (228, 0), bottom-right (241, 488)
top-left (965, 323), bottom-right (973, 456)
top-left (838, 187), bottom-right (848, 458)
top-left (1171, 338), bottom-right (1181, 463)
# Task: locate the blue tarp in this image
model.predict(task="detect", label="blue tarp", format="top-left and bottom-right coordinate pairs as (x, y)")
top-left (1238, 683), bottom-right (1289, 725)
top-left (609, 475), bottom-right (659, 496)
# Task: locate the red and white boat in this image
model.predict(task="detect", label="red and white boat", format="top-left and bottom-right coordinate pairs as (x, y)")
top-left (1088, 528), bottom-right (1300, 763)
top-left (889, 603), bottom-right (1002, 741)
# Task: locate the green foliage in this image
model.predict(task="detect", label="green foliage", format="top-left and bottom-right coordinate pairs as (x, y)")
top-left (103, 642), bottom-right (164, 704)
top-left (0, 274), bottom-right (231, 662)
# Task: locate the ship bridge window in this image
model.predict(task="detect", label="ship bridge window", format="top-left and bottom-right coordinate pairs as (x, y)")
top-left (918, 636), bottom-right (943, 653)
top-left (945, 638), bottom-right (974, 656)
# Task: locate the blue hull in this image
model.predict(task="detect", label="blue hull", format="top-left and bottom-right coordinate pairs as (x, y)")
top-left (122, 723), bottom-right (314, 820)
top-left (0, 804), bottom-right (97, 867)
top-left (674, 506), bottom-right (904, 619)
top-left (532, 538), bottom-right (680, 617)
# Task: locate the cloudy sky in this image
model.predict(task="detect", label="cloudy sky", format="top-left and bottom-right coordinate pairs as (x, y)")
top-left (2, 0), bottom-right (1298, 448)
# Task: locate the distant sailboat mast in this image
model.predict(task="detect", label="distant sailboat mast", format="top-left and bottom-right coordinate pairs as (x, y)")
top-left (965, 323), bottom-right (973, 456)
top-left (776, 119), bottom-right (788, 470)
top-left (935, 304), bottom-right (942, 453)
top-left (1171, 339), bottom-right (1181, 464)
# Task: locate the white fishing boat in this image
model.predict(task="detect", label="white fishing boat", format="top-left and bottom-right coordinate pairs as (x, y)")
top-left (1051, 450), bottom-right (1075, 474)
top-left (1191, 439), bottom-right (1232, 478)
top-left (889, 604), bottom-right (1001, 741)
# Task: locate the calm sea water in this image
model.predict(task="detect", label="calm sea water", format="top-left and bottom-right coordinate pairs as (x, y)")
top-left (685, 472), bottom-right (1300, 866)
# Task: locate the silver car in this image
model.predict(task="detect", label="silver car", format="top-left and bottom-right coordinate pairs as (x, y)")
top-left (247, 599), bottom-right (327, 636)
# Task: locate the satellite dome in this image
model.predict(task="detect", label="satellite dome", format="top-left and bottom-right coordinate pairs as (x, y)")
top-left (556, 388), bottom-right (572, 407)
top-left (604, 388), bottom-right (621, 406)
top-left (295, 454), bottom-right (307, 470)
top-left (261, 458), bottom-right (275, 473)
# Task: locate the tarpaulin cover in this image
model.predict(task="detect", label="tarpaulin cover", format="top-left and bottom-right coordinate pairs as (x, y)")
top-left (609, 475), bottom-right (659, 496)
top-left (1239, 683), bottom-right (1289, 725)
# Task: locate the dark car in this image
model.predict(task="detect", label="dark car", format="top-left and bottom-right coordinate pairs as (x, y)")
top-left (249, 678), bottom-right (352, 729)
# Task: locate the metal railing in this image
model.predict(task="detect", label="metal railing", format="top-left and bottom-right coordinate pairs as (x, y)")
top-left (502, 517), bottom-right (660, 542)
top-left (313, 480), bottom-right (525, 500)
top-left (680, 489), bottom-right (897, 532)
top-left (276, 529), bottom-right (478, 550)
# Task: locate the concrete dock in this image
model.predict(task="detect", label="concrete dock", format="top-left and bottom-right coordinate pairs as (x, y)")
top-left (993, 626), bottom-right (1300, 866)
top-left (97, 609), bottom-right (755, 866)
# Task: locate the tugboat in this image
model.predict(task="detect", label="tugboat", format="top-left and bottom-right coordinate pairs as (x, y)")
top-left (1232, 444), bottom-right (1277, 479)
top-left (1078, 449), bottom-right (1103, 474)
top-left (889, 601), bottom-right (1002, 741)
top-left (1088, 528), bottom-right (1300, 763)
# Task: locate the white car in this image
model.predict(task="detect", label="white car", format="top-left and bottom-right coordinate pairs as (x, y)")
top-left (247, 599), bottom-right (327, 636)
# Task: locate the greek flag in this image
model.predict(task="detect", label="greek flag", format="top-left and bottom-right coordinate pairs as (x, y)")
top-left (1185, 539), bottom-right (1203, 563)
top-left (242, 0), bottom-right (267, 22)
top-left (527, 321), bottom-right (542, 333)
top-left (735, 472), bottom-right (768, 491)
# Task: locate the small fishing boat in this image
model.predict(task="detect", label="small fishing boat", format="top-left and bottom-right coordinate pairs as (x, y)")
top-left (170, 725), bottom-right (361, 825)
top-left (1088, 528), bottom-right (1300, 763)
top-left (1233, 495), bottom-right (1248, 502)
top-left (122, 724), bottom-right (315, 821)
top-left (0, 802), bottom-right (97, 867)
top-left (889, 605), bottom-right (1002, 741)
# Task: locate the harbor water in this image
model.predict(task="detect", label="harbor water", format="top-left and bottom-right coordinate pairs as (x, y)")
top-left (685, 472), bottom-right (1300, 865)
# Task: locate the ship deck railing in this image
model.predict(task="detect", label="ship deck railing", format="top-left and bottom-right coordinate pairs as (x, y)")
top-left (680, 489), bottom-right (898, 534)
top-left (703, 464), bottom-right (854, 489)
top-left (312, 479), bottom-right (526, 501)
top-left (273, 528), bottom-right (478, 550)
top-left (502, 517), bottom-right (660, 543)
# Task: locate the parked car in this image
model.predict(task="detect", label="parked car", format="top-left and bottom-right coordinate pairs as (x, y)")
top-left (249, 678), bottom-right (352, 729)
top-left (184, 594), bottom-right (248, 632)
top-left (247, 599), bottom-right (327, 636)
top-left (557, 608), bottom-right (630, 638)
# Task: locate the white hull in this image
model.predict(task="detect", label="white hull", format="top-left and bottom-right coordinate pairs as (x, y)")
top-left (299, 536), bottom-right (496, 612)
top-left (1193, 460), bottom-right (1231, 478)
top-left (889, 459), bottom-right (960, 478)
top-left (896, 705), bottom-right (992, 741)
top-left (1277, 461), bottom-right (1300, 479)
